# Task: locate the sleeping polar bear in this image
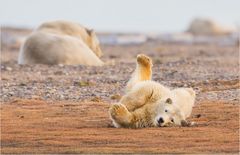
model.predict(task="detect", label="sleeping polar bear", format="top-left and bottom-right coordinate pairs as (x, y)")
top-left (18, 20), bottom-right (103, 66)
top-left (187, 18), bottom-right (237, 36)
top-left (109, 54), bottom-right (196, 128)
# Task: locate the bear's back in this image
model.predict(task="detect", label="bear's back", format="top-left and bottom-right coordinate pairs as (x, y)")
top-left (36, 20), bottom-right (90, 43)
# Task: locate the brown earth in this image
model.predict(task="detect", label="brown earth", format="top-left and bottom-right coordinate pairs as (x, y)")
top-left (1, 99), bottom-right (239, 154)
top-left (1, 27), bottom-right (240, 154)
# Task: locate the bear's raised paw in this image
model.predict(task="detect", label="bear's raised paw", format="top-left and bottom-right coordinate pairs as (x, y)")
top-left (137, 54), bottom-right (152, 67)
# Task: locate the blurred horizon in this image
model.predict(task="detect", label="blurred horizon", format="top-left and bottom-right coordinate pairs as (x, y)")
top-left (0, 0), bottom-right (239, 33)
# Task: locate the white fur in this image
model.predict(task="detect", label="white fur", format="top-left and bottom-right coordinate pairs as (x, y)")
top-left (155, 87), bottom-right (196, 126)
top-left (18, 20), bottom-right (104, 66)
top-left (109, 54), bottom-right (196, 128)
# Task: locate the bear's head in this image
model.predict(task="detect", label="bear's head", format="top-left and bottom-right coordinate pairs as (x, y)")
top-left (86, 29), bottom-right (103, 57)
top-left (153, 98), bottom-right (184, 127)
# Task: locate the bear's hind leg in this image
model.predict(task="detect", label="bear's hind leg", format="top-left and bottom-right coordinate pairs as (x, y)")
top-left (136, 54), bottom-right (152, 81)
top-left (126, 54), bottom-right (153, 92)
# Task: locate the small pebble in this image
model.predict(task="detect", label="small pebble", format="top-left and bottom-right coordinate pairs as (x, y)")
top-left (6, 67), bottom-right (12, 71)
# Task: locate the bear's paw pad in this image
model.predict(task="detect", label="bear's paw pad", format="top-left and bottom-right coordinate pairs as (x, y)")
top-left (110, 104), bottom-right (128, 119)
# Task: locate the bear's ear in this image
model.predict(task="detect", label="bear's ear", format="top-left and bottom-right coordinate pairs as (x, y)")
top-left (86, 28), bottom-right (94, 36)
top-left (166, 98), bottom-right (172, 104)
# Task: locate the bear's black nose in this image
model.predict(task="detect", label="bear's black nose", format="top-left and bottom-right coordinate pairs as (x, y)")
top-left (158, 117), bottom-right (164, 124)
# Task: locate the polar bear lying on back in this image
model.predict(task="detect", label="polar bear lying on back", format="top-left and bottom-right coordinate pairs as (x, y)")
top-left (109, 54), bottom-right (196, 128)
top-left (18, 20), bottom-right (103, 66)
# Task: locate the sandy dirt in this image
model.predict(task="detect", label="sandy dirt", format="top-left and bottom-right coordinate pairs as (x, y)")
top-left (1, 27), bottom-right (239, 154)
top-left (1, 99), bottom-right (239, 154)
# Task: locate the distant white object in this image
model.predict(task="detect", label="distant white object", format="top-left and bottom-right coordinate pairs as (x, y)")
top-left (117, 35), bottom-right (147, 45)
top-left (187, 18), bottom-right (237, 36)
top-left (154, 32), bottom-right (238, 46)
top-left (99, 34), bottom-right (147, 45)
top-left (159, 33), bottom-right (194, 44)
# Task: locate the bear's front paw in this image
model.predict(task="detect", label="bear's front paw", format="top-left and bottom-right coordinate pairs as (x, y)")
top-left (181, 120), bottom-right (195, 127)
top-left (109, 104), bottom-right (129, 120)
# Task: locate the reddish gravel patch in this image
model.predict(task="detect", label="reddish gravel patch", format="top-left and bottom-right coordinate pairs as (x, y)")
top-left (1, 99), bottom-right (239, 154)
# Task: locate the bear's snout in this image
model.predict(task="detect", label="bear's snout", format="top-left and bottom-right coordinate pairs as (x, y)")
top-left (158, 117), bottom-right (164, 125)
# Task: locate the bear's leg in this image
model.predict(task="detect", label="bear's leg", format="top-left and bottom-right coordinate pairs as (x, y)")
top-left (136, 54), bottom-right (153, 81)
top-left (122, 80), bottom-right (163, 112)
top-left (109, 104), bottom-right (133, 127)
top-left (120, 87), bottom-right (154, 112)
top-left (126, 54), bottom-right (152, 92)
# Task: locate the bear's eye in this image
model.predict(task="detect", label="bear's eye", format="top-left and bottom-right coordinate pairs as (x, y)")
top-left (171, 119), bottom-right (174, 123)
top-left (165, 109), bottom-right (168, 113)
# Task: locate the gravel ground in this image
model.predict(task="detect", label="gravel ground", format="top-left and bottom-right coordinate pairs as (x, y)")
top-left (1, 30), bottom-right (239, 103)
